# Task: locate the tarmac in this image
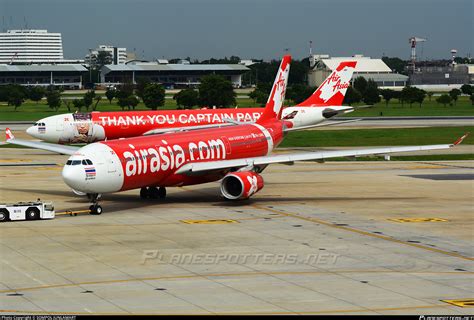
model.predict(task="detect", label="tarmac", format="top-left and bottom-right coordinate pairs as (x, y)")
top-left (0, 148), bottom-right (473, 315)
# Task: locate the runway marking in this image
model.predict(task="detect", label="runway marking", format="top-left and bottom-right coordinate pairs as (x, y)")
top-left (441, 299), bottom-right (474, 307)
top-left (388, 217), bottom-right (449, 223)
top-left (181, 219), bottom-right (239, 224)
top-left (0, 303), bottom-right (457, 315)
top-left (0, 270), bottom-right (471, 294)
top-left (251, 204), bottom-right (474, 261)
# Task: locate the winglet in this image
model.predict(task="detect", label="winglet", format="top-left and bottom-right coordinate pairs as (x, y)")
top-left (453, 132), bottom-right (470, 146)
top-left (5, 128), bottom-right (14, 141)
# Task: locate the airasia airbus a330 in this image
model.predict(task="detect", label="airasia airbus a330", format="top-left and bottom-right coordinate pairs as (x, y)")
top-left (25, 61), bottom-right (359, 144)
top-left (6, 55), bottom-right (467, 215)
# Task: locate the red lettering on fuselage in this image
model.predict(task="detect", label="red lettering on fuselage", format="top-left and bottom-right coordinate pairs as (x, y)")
top-left (92, 109), bottom-right (263, 141)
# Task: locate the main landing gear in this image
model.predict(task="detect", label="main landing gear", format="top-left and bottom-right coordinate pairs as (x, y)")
top-left (87, 193), bottom-right (103, 215)
top-left (140, 187), bottom-right (166, 200)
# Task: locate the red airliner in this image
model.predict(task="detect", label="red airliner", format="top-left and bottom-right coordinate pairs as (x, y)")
top-left (6, 55), bottom-right (467, 215)
top-left (25, 61), bottom-right (360, 144)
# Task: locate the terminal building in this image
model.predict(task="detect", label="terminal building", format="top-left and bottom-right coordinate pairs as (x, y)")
top-left (85, 45), bottom-right (128, 65)
top-left (0, 29), bottom-right (82, 64)
top-left (100, 61), bottom-right (250, 88)
top-left (0, 64), bottom-right (88, 89)
top-left (409, 63), bottom-right (472, 90)
top-left (308, 54), bottom-right (409, 89)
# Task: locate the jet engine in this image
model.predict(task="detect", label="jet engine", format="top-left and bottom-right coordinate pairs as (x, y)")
top-left (220, 171), bottom-right (264, 200)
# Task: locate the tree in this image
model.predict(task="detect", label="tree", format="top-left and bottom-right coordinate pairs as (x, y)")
top-left (72, 99), bottom-right (85, 112)
top-left (28, 86), bottom-right (46, 104)
top-left (135, 78), bottom-right (151, 101)
top-left (379, 89), bottom-right (395, 106)
top-left (105, 87), bottom-right (116, 104)
top-left (343, 86), bottom-right (362, 105)
top-left (353, 77), bottom-right (368, 96)
top-left (142, 83), bottom-right (165, 110)
top-left (93, 96), bottom-right (102, 111)
top-left (174, 88), bottom-right (199, 109)
top-left (7, 86), bottom-right (25, 111)
top-left (460, 84), bottom-right (472, 95)
top-left (83, 90), bottom-right (95, 111)
top-left (400, 86), bottom-right (419, 107)
top-left (249, 89), bottom-right (268, 105)
top-left (470, 94), bottom-right (474, 105)
top-left (127, 95), bottom-right (139, 110)
top-left (363, 79), bottom-right (381, 105)
top-left (63, 99), bottom-right (72, 112)
top-left (93, 51), bottom-right (113, 70)
top-left (198, 74), bottom-right (236, 107)
top-left (436, 94), bottom-right (452, 107)
top-left (46, 90), bottom-right (62, 111)
top-left (426, 91), bottom-right (434, 102)
top-left (382, 57), bottom-right (408, 74)
top-left (286, 84), bottom-right (314, 104)
top-left (449, 89), bottom-right (461, 105)
top-left (413, 88), bottom-right (426, 107)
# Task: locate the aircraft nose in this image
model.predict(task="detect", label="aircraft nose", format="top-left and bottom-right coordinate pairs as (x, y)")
top-left (26, 125), bottom-right (38, 138)
top-left (62, 164), bottom-right (86, 192)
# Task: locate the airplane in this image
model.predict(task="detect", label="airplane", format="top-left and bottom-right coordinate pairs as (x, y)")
top-left (6, 55), bottom-right (467, 216)
top-left (25, 61), bottom-right (359, 144)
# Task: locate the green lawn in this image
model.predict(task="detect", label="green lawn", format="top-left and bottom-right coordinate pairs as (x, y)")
top-left (1, 94), bottom-right (473, 121)
top-left (343, 96), bottom-right (473, 117)
top-left (322, 154), bottom-right (474, 161)
top-left (0, 97), bottom-right (260, 121)
top-left (279, 126), bottom-right (474, 147)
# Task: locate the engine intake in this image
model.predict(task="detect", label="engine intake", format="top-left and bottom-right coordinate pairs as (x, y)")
top-left (220, 171), bottom-right (264, 200)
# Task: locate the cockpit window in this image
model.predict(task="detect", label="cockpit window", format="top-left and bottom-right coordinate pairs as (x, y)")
top-left (66, 159), bottom-right (92, 166)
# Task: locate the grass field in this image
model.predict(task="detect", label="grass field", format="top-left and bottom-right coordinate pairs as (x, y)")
top-left (344, 96), bottom-right (473, 117)
top-left (1, 94), bottom-right (472, 121)
top-left (279, 126), bottom-right (474, 147)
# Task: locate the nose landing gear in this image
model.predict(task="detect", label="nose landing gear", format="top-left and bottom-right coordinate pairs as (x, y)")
top-left (87, 193), bottom-right (103, 215)
top-left (140, 187), bottom-right (167, 200)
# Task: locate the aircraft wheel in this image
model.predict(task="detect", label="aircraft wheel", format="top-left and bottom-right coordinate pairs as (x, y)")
top-left (140, 187), bottom-right (150, 199)
top-left (89, 204), bottom-right (103, 215)
top-left (149, 187), bottom-right (160, 199)
top-left (158, 187), bottom-right (167, 199)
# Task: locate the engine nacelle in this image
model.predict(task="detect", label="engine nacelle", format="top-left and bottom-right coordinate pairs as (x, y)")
top-left (220, 171), bottom-right (264, 200)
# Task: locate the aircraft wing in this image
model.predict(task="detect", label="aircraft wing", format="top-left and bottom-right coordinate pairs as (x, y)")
top-left (283, 119), bottom-right (361, 132)
top-left (175, 134), bottom-right (469, 175)
top-left (5, 128), bottom-right (80, 155)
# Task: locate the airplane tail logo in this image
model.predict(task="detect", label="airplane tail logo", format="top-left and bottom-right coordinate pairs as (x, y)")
top-left (257, 55), bottom-right (291, 123)
top-left (297, 61), bottom-right (357, 107)
top-left (5, 128), bottom-right (14, 140)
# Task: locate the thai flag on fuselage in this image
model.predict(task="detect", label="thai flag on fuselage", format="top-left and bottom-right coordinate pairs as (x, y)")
top-left (38, 125), bottom-right (46, 134)
top-left (85, 167), bottom-right (96, 177)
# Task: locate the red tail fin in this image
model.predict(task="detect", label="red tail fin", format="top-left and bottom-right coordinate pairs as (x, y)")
top-left (297, 61), bottom-right (357, 107)
top-left (256, 55), bottom-right (291, 124)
